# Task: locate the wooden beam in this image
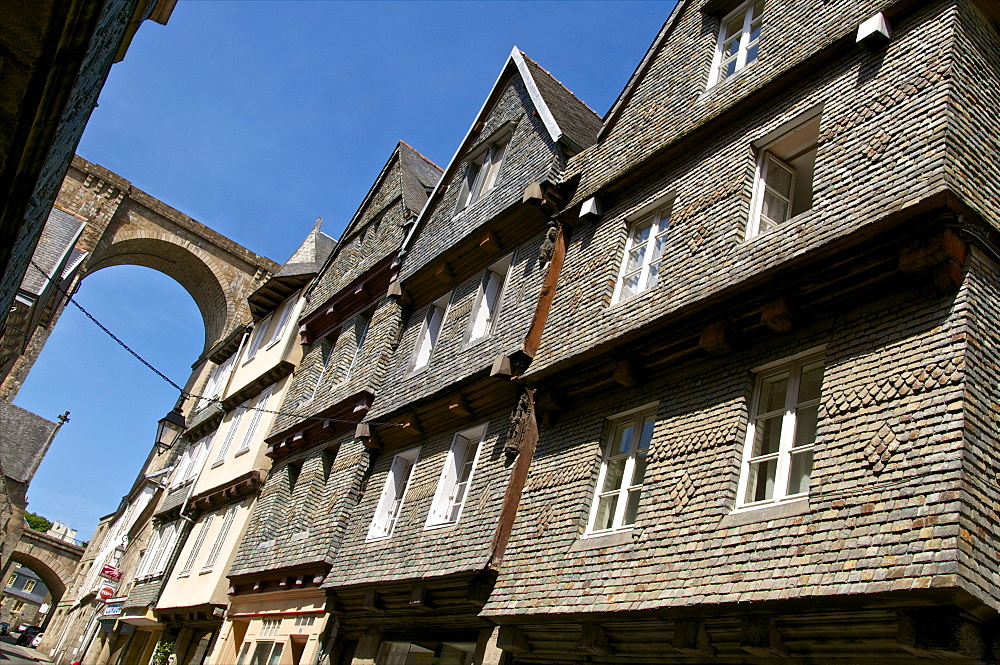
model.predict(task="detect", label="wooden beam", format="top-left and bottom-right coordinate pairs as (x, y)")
top-left (402, 413), bottom-right (422, 436)
top-left (761, 296), bottom-right (797, 333)
top-left (740, 616), bottom-right (787, 657)
top-left (408, 585), bottom-right (435, 611)
top-left (491, 355), bottom-right (513, 378)
top-left (579, 623), bottom-right (614, 655)
top-left (699, 320), bottom-right (737, 355)
top-left (465, 573), bottom-right (493, 607)
top-left (673, 619), bottom-right (714, 656)
top-left (898, 608), bottom-right (986, 658)
top-left (613, 357), bottom-right (642, 388)
top-left (434, 262), bottom-right (453, 284)
top-left (449, 393), bottom-right (473, 418)
top-left (362, 588), bottom-right (386, 612)
top-left (479, 231), bottom-right (502, 254)
top-left (898, 228), bottom-right (966, 273)
top-left (497, 626), bottom-right (532, 655)
top-left (386, 280), bottom-right (403, 299)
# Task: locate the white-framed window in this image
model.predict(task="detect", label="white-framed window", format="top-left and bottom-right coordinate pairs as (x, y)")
top-left (22, 580), bottom-right (35, 593)
top-left (259, 618), bottom-right (281, 637)
top-left (709, 0), bottom-right (765, 87)
top-left (11, 600), bottom-right (23, 612)
top-left (5, 574), bottom-right (15, 588)
top-left (214, 404), bottom-right (249, 466)
top-left (234, 386), bottom-right (273, 456)
top-left (367, 447), bottom-right (420, 541)
top-left (170, 447), bottom-right (193, 488)
top-left (456, 131), bottom-right (510, 211)
top-left (737, 353), bottom-right (824, 508)
top-left (177, 513), bottom-right (214, 577)
top-left (266, 293), bottom-right (298, 349)
top-left (197, 353), bottom-right (237, 411)
top-left (612, 202), bottom-right (672, 303)
top-left (344, 313), bottom-right (371, 382)
top-left (137, 522), bottom-right (178, 579)
top-left (243, 314), bottom-right (272, 364)
top-left (747, 113), bottom-right (821, 238)
top-left (186, 433), bottom-right (213, 483)
top-left (411, 293), bottom-right (451, 372)
top-left (201, 504), bottom-right (238, 572)
top-left (237, 641), bottom-right (284, 665)
top-left (467, 255), bottom-right (512, 345)
top-left (586, 406), bottom-right (657, 534)
top-left (425, 424), bottom-right (488, 528)
top-left (294, 615), bottom-right (316, 627)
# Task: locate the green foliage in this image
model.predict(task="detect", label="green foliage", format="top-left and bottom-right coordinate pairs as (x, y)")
top-left (24, 512), bottom-right (52, 533)
top-left (151, 641), bottom-right (174, 665)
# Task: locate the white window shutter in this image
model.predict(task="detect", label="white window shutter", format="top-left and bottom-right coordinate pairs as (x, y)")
top-left (368, 457), bottom-right (404, 540)
top-left (269, 298), bottom-right (296, 345)
top-left (245, 315), bottom-right (271, 361)
top-left (235, 388), bottom-right (271, 455)
top-left (204, 505), bottom-right (238, 569)
top-left (214, 406), bottom-right (247, 464)
top-left (427, 442), bottom-right (462, 526)
top-left (472, 270), bottom-right (502, 340)
top-left (179, 513), bottom-right (214, 575)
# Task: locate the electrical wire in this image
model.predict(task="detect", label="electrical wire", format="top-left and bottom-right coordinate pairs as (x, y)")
top-left (28, 260), bottom-right (403, 428)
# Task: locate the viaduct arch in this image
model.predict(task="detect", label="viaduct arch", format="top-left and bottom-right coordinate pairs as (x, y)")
top-left (2, 528), bottom-right (85, 628)
top-left (1, 155), bottom-right (279, 400)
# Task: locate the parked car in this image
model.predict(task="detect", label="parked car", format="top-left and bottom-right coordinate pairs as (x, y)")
top-left (30, 632), bottom-right (43, 648)
top-left (15, 622), bottom-right (29, 633)
top-left (0, 621), bottom-right (9, 635)
top-left (15, 626), bottom-right (41, 646)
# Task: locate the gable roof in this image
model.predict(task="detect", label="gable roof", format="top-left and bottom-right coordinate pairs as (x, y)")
top-left (248, 220), bottom-right (336, 318)
top-left (0, 401), bottom-right (59, 484)
top-left (598, 0), bottom-right (688, 140)
top-left (402, 47), bottom-right (600, 256)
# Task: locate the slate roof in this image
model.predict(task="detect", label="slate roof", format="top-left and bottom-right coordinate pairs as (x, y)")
top-left (0, 401), bottom-right (58, 483)
top-left (19, 206), bottom-right (85, 299)
top-left (398, 140), bottom-right (443, 217)
top-left (272, 220), bottom-right (337, 281)
top-left (520, 53), bottom-right (602, 153)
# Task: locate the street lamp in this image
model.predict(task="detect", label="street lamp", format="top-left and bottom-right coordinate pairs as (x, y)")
top-left (154, 406), bottom-right (186, 455)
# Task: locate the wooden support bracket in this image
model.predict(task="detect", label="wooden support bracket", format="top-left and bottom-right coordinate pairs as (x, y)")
top-left (362, 588), bottom-right (386, 612)
top-left (580, 623), bottom-right (614, 655)
top-left (740, 616), bottom-right (787, 657)
top-left (761, 296), bottom-right (797, 334)
top-left (491, 355), bottom-right (513, 378)
top-left (402, 413), bottom-right (423, 436)
top-left (673, 619), bottom-right (715, 656)
top-left (497, 626), bottom-right (532, 655)
top-left (479, 231), bottom-right (503, 254)
top-left (449, 393), bottom-right (473, 418)
top-left (699, 320), bottom-right (737, 355)
top-left (386, 281), bottom-right (403, 299)
top-left (408, 585), bottom-right (435, 611)
top-left (434, 262), bottom-right (454, 284)
top-left (898, 608), bottom-right (986, 659)
top-left (613, 357), bottom-right (642, 388)
top-left (898, 229), bottom-right (967, 292)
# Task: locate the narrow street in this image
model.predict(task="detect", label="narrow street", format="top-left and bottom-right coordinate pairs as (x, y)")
top-left (0, 636), bottom-right (50, 665)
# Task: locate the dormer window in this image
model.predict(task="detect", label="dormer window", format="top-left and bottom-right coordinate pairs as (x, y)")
top-left (456, 132), bottom-right (510, 211)
top-left (709, 0), bottom-right (765, 88)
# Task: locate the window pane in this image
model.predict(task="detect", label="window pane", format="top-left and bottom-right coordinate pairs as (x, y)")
top-left (631, 451), bottom-right (648, 486)
top-left (757, 373), bottom-right (788, 414)
top-left (725, 15), bottom-right (744, 39)
top-left (798, 361), bottom-right (824, 402)
top-left (651, 229), bottom-right (668, 263)
top-left (645, 262), bottom-right (661, 290)
top-left (787, 449), bottom-right (813, 495)
top-left (625, 245), bottom-right (646, 273)
top-left (616, 424), bottom-right (635, 455)
top-left (752, 0), bottom-right (765, 20)
top-left (594, 494), bottom-right (618, 531)
top-left (794, 404), bottom-right (818, 448)
top-left (637, 416), bottom-right (655, 450)
top-left (745, 42), bottom-right (759, 65)
top-left (721, 58), bottom-right (738, 80)
top-left (745, 458), bottom-right (776, 503)
top-left (267, 643), bottom-right (283, 665)
top-left (623, 488), bottom-right (642, 526)
top-left (751, 415), bottom-right (782, 457)
top-left (765, 159), bottom-right (793, 196)
top-left (621, 273), bottom-right (640, 299)
top-left (602, 456), bottom-right (628, 493)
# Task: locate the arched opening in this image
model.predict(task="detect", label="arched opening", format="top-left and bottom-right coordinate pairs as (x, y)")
top-left (3, 553), bottom-right (67, 631)
top-left (13, 265), bottom-right (203, 547)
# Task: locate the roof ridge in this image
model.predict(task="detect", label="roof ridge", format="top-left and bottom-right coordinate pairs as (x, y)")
top-left (519, 50), bottom-right (601, 120)
top-left (398, 140), bottom-right (443, 173)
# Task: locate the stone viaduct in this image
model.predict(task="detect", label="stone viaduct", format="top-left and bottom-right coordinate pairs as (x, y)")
top-left (2, 528), bottom-right (85, 627)
top-left (1, 155), bottom-right (279, 401)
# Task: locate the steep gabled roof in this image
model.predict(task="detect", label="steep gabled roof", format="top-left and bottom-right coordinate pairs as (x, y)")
top-left (398, 141), bottom-right (443, 217)
top-left (402, 47), bottom-right (599, 255)
top-left (0, 401), bottom-right (58, 484)
top-left (598, 0), bottom-right (688, 141)
top-left (248, 220), bottom-right (336, 318)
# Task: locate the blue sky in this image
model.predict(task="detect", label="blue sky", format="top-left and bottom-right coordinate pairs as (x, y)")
top-left (13, 1), bottom-right (671, 539)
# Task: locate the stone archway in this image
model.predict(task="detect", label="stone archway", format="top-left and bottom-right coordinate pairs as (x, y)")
top-left (3, 529), bottom-right (85, 629)
top-left (1, 156), bottom-right (279, 400)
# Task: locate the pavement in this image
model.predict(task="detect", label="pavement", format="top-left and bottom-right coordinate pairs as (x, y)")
top-left (0, 635), bottom-right (51, 665)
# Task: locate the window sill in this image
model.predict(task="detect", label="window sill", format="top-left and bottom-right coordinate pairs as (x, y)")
top-left (198, 567), bottom-right (214, 575)
top-left (234, 448), bottom-right (249, 458)
top-left (701, 61), bottom-right (758, 100)
top-left (176, 572), bottom-right (190, 579)
top-left (608, 284), bottom-right (657, 311)
top-left (720, 498), bottom-right (809, 528)
top-left (405, 364), bottom-right (430, 381)
top-left (423, 520), bottom-right (460, 534)
top-left (571, 530), bottom-right (635, 552)
top-left (743, 209), bottom-right (815, 245)
top-left (211, 460), bottom-right (224, 469)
